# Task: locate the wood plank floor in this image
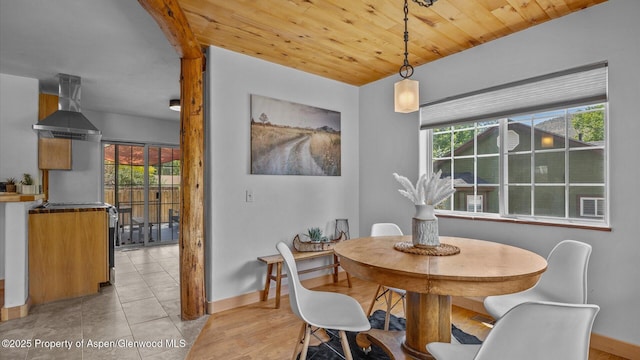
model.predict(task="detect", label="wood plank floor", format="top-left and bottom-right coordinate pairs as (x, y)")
top-left (187, 277), bottom-right (625, 359)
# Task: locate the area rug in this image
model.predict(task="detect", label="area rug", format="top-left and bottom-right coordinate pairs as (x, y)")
top-left (297, 310), bottom-right (482, 360)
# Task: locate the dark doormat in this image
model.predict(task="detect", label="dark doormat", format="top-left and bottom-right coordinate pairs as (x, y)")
top-left (297, 310), bottom-right (482, 359)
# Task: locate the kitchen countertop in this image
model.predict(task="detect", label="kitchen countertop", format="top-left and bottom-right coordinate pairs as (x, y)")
top-left (29, 202), bottom-right (113, 214)
top-left (0, 193), bottom-right (45, 203)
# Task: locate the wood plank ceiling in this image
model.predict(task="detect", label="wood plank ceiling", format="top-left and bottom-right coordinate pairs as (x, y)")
top-left (177, 0), bottom-right (606, 86)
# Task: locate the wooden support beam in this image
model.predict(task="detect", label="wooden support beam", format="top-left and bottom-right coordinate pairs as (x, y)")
top-left (138, 0), bottom-right (203, 59)
top-left (138, 0), bottom-right (206, 320)
top-left (179, 56), bottom-right (205, 320)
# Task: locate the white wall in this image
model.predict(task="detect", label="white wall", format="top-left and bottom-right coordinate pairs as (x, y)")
top-left (90, 110), bottom-right (179, 145)
top-left (0, 73), bottom-right (39, 187)
top-left (46, 110), bottom-right (179, 203)
top-left (0, 205), bottom-right (3, 279)
top-left (360, 0), bottom-right (639, 345)
top-left (0, 73), bottom-right (39, 280)
top-left (2, 201), bottom-right (37, 308)
top-left (206, 46), bottom-right (360, 303)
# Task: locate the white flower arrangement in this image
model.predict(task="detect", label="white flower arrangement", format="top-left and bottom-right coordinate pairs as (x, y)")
top-left (393, 170), bottom-right (456, 206)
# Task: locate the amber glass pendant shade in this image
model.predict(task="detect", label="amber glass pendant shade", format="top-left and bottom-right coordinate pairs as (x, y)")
top-left (394, 78), bottom-right (419, 113)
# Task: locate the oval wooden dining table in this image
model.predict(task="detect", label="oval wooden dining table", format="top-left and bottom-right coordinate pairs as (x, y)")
top-left (333, 236), bottom-right (547, 359)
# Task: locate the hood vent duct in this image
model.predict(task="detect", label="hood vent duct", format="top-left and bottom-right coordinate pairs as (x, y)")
top-left (33, 74), bottom-right (101, 141)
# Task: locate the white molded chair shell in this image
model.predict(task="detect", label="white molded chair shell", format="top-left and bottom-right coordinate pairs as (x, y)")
top-left (370, 223), bottom-right (403, 237)
top-left (484, 239), bottom-right (592, 320)
top-left (368, 223), bottom-right (406, 330)
top-left (276, 242), bottom-right (371, 359)
top-left (427, 301), bottom-right (599, 360)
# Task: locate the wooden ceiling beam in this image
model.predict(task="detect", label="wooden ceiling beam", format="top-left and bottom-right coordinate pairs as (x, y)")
top-left (138, 0), bottom-right (203, 59)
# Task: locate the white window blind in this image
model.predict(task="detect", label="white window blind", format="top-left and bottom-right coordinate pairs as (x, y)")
top-left (420, 62), bottom-right (608, 129)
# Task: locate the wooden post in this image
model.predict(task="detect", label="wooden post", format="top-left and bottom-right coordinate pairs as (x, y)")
top-left (179, 56), bottom-right (205, 320)
top-left (138, 0), bottom-right (206, 320)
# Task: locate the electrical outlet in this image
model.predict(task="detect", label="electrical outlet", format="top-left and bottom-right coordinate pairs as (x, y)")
top-left (246, 189), bottom-right (254, 202)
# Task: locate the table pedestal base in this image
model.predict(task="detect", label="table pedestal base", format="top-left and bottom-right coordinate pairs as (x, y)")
top-left (355, 292), bottom-right (451, 359)
top-left (356, 330), bottom-right (411, 359)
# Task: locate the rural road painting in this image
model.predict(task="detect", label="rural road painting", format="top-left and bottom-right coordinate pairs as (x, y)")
top-left (252, 135), bottom-right (325, 176)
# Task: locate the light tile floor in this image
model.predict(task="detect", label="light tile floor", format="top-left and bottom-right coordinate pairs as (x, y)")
top-left (0, 244), bottom-right (208, 360)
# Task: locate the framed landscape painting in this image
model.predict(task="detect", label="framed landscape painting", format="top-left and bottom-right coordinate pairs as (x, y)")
top-left (250, 94), bottom-right (341, 176)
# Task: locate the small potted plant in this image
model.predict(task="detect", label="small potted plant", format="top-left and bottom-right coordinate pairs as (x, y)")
top-left (293, 227), bottom-right (346, 252)
top-left (5, 177), bottom-right (17, 193)
top-left (20, 173), bottom-right (37, 194)
top-left (305, 227), bottom-right (329, 243)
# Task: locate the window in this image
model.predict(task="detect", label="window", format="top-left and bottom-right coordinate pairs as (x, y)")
top-left (467, 195), bottom-right (483, 212)
top-left (421, 63), bottom-right (608, 227)
top-left (580, 197), bottom-right (605, 218)
top-left (432, 121), bottom-right (500, 214)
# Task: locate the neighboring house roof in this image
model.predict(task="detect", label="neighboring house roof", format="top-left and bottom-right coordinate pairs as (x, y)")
top-left (435, 119), bottom-right (603, 186)
top-left (436, 119), bottom-right (601, 160)
top-left (440, 172), bottom-right (490, 186)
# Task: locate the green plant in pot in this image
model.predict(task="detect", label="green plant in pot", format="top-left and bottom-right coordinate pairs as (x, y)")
top-left (22, 173), bottom-right (34, 185)
top-left (5, 177), bottom-right (17, 193)
top-left (21, 173), bottom-right (36, 194)
top-left (305, 227), bottom-right (328, 243)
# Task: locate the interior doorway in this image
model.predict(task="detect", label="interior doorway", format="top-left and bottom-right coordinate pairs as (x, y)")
top-left (103, 142), bottom-right (181, 247)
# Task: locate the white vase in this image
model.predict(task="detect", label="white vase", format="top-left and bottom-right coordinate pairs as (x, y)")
top-left (414, 204), bottom-right (435, 220)
top-left (412, 204), bottom-right (439, 247)
top-left (21, 185), bottom-right (36, 194)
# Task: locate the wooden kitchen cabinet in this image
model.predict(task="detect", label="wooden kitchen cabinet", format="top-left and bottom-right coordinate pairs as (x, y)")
top-left (38, 93), bottom-right (71, 170)
top-left (39, 138), bottom-right (72, 169)
top-left (28, 210), bottom-right (108, 305)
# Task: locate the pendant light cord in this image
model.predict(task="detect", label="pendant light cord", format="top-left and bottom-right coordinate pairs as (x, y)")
top-left (399, 0), bottom-right (414, 79)
top-left (412, 0), bottom-right (438, 7)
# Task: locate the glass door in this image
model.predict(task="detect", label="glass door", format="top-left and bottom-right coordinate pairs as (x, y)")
top-left (104, 143), bottom-right (180, 247)
top-left (148, 146), bottom-right (181, 244)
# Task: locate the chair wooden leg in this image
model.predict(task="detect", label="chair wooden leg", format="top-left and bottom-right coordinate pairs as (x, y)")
top-left (275, 262), bottom-right (283, 309)
top-left (346, 272), bottom-right (352, 288)
top-left (402, 295), bottom-right (406, 316)
top-left (339, 330), bottom-right (354, 360)
top-left (291, 322), bottom-right (306, 360)
top-left (384, 290), bottom-right (393, 331)
top-left (299, 324), bottom-right (312, 360)
top-left (367, 284), bottom-right (383, 316)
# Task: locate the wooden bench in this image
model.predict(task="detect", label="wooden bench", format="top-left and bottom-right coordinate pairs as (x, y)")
top-left (258, 248), bottom-right (352, 309)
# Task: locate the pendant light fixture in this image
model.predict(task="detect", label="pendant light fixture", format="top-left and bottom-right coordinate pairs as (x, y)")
top-left (394, 0), bottom-right (438, 113)
top-left (169, 99), bottom-right (181, 112)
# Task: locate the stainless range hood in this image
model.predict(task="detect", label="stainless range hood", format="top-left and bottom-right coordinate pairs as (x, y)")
top-left (33, 74), bottom-right (101, 141)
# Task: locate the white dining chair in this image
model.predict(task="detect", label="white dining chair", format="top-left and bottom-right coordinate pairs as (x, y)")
top-left (367, 223), bottom-right (406, 330)
top-left (427, 301), bottom-right (599, 360)
top-left (483, 239), bottom-right (592, 320)
top-left (276, 242), bottom-right (371, 360)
